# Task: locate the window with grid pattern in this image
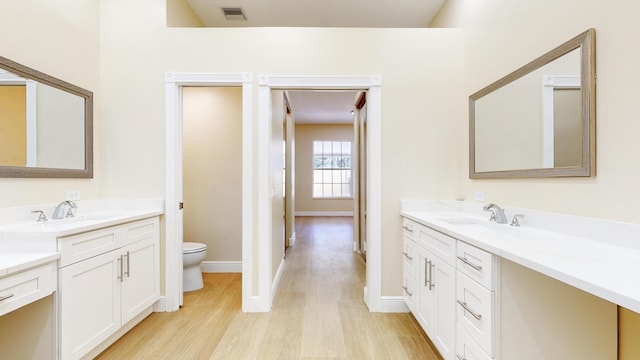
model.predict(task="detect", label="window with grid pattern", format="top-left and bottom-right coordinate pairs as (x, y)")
top-left (312, 140), bottom-right (352, 198)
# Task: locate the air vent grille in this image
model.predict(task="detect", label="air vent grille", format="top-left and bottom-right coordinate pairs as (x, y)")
top-left (222, 7), bottom-right (247, 21)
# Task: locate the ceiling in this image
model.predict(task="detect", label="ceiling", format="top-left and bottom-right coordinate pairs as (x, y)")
top-left (186, 0), bottom-right (445, 28)
top-left (286, 91), bottom-right (360, 124)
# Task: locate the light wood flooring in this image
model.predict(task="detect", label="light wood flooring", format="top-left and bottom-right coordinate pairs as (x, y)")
top-left (96, 216), bottom-right (441, 359)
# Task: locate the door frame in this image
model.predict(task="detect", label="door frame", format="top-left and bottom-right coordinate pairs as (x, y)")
top-left (258, 75), bottom-right (383, 311)
top-left (165, 72), bottom-right (254, 312)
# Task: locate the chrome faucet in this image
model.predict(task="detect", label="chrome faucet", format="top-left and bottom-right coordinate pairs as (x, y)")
top-left (483, 203), bottom-right (508, 224)
top-left (52, 200), bottom-right (77, 219)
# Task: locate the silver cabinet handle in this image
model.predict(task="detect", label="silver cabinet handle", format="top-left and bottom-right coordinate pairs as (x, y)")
top-left (117, 255), bottom-right (123, 282)
top-left (124, 251), bottom-right (131, 278)
top-left (456, 355), bottom-right (466, 360)
top-left (402, 225), bottom-right (414, 233)
top-left (402, 285), bottom-right (413, 297)
top-left (457, 300), bottom-right (482, 320)
top-left (402, 251), bottom-right (413, 261)
top-left (457, 256), bottom-right (482, 271)
top-left (429, 261), bottom-right (435, 290)
top-left (0, 294), bottom-right (14, 302)
top-left (424, 259), bottom-right (430, 287)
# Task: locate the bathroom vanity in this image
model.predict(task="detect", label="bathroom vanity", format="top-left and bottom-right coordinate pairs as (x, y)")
top-left (401, 200), bottom-right (624, 360)
top-left (0, 200), bottom-right (162, 360)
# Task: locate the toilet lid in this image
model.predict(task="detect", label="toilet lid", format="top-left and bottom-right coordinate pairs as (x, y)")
top-left (183, 242), bottom-right (207, 254)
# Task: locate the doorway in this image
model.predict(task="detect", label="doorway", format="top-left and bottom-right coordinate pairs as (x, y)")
top-left (283, 90), bottom-right (367, 261)
top-left (258, 76), bottom-right (382, 312)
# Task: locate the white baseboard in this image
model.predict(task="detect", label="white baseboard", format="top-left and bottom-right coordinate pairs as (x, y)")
top-left (294, 211), bottom-right (354, 217)
top-left (272, 258), bottom-right (285, 304)
top-left (201, 261), bottom-right (242, 273)
top-left (153, 296), bottom-right (167, 312)
top-left (379, 296), bottom-right (410, 313)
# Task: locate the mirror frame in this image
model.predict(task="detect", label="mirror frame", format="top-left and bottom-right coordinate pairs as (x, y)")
top-left (469, 28), bottom-right (595, 179)
top-left (0, 56), bottom-right (93, 178)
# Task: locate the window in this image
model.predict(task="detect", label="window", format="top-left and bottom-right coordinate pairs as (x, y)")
top-left (313, 140), bottom-right (352, 198)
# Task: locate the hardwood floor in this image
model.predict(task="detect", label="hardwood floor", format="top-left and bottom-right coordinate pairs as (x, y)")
top-left (96, 217), bottom-right (441, 359)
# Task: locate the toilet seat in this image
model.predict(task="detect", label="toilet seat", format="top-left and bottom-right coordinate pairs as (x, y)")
top-left (183, 242), bottom-right (207, 254)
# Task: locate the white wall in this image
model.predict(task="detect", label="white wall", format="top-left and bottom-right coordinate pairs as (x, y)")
top-left (0, 0), bottom-right (101, 206)
top-left (100, 0), bottom-right (464, 297)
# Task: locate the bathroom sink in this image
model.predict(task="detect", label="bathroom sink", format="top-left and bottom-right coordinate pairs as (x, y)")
top-left (438, 218), bottom-right (491, 226)
top-left (2, 212), bottom-right (130, 233)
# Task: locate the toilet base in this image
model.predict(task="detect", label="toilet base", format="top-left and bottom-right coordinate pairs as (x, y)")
top-left (183, 265), bottom-right (204, 292)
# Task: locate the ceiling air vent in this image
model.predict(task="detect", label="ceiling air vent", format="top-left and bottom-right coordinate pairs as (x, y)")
top-left (222, 7), bottom-right (247, 21)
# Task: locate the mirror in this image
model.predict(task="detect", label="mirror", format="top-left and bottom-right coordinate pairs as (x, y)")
top-left (0, 56), bottom-right (92, 178)
top-left (470, 29), bottom-right (595, 178)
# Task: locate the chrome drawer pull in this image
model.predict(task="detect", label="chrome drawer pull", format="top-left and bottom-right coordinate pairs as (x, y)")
top-left (124, 251), bottom-right (131, 278)
top-left (402, 285), bottom-right (413, 297)
top-left (429, 261), bottom-right (435, 290)
top-left (457, 300), bottom-right (482, 320)
top-left (424, 259), bottom-right (430, 287)
top-left (457, 256), bottom-right (482, 271)
top-left (0, 294), bottom-right (14, 302)
top-left (402, 251), bottom-right (413, 260)
top-left (117, 256), bottom-right (124, 282)
top-left (402, 225), bottom-right (414, 233)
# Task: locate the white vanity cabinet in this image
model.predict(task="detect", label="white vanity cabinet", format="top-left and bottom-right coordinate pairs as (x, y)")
top-left (455, 241), bottom-right (499, 360)
top-left (58, 217), bottom-right (160, 360)
top-left (402, 217), bottom-right (498, 360)
top-left (403, 218), bottom-right (456, 360)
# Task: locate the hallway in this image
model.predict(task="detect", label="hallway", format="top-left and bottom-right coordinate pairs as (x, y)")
top-left (96, 217), bottom-right (440, 359)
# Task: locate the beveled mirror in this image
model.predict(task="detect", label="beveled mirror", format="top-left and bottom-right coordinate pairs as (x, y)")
top-left (470, 28), bottom-right (595, 178)
top-left (0, 56), bottom-right (92, 178)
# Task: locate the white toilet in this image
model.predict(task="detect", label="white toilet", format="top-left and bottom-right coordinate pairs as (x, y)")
top-left (182, 242), bottom-right (207, 292)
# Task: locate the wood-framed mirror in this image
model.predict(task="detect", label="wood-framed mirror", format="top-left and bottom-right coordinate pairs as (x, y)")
top-left (0, 56), bottom-right (93, 178)
top-left (469, 28), bottom-right (595, 179)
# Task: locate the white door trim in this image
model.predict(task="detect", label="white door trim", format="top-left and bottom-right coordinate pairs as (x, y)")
top-left (257, 75), bottom-right (383, 312)
top-left (165, 72), bottom-right (253, 312)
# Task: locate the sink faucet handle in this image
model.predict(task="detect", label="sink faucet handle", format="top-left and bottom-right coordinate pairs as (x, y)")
top-left (31, 210), bottom-right (48, 222)
top-left (511, 214), bottom-right (525, 227)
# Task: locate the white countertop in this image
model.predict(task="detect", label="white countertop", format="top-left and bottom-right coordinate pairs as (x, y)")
top-left (402, 207), bottom-right (640, 314)
top-left (0, 251), bottom-right (59, 277)
top-left (0, 199), bottom-right (164, 278)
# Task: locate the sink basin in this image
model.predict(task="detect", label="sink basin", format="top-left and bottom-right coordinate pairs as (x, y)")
top-left (2, 212), bottom-right (130, 233)
top-left (438, 218), bottom-right (487, 225)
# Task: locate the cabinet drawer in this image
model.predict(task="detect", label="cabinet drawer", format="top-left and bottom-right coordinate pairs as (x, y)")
top-left (123, 218), bottom-right (159, 245)
top-left (402, 272), bottom-right (416, 312)
top-left (419, 225), bottom-right (456, 266)
top-left (456, 271), bottom-right (495, 356)
top-left (402, 218), bottom-right (418, 240)
top-left (403, 239), bottom-right (416, 275)
top-left (457, 241), bottom-right (496, 290)
top-left (59, 227), bottom-right (120, 267)
top-left (0, 262), bottom-right (56, 316)
top-left (456, 325), bottom-right (492, 360)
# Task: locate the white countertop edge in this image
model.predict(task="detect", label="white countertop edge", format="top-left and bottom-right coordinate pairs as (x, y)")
top-left (0, 252), bottom-right (59, 277)
top-left (401, 208), bottom-right (640, 314)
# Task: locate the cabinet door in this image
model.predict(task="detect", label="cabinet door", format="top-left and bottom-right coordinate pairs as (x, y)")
top-left (431, 256), bottom-right (456, 360)
top-left (60, 250), bottom-right (121, 360)
top-left (417, 248), bottom-right (435, 335)
top-left (121, 236), bottom-right (160, 324)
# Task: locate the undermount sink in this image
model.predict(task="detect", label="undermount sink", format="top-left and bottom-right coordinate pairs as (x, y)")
top-left (438, 218), bottom-right (489, 225)
top-left (2, 212), bottom-right (130, 233)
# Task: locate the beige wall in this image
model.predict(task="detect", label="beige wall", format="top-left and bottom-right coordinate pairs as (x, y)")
top-left (431, 0), bottom-right (640, 358)
top-left (295, 124), bottom-right (354, 213)
top-left (0, 2), bottom-right (100, 355)
top-left (183, 87), bottom-right (242, 262)
top-left (100, 0), bottom-right (464, 299)
top-left (0, 0), bottom-right (101, 206)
